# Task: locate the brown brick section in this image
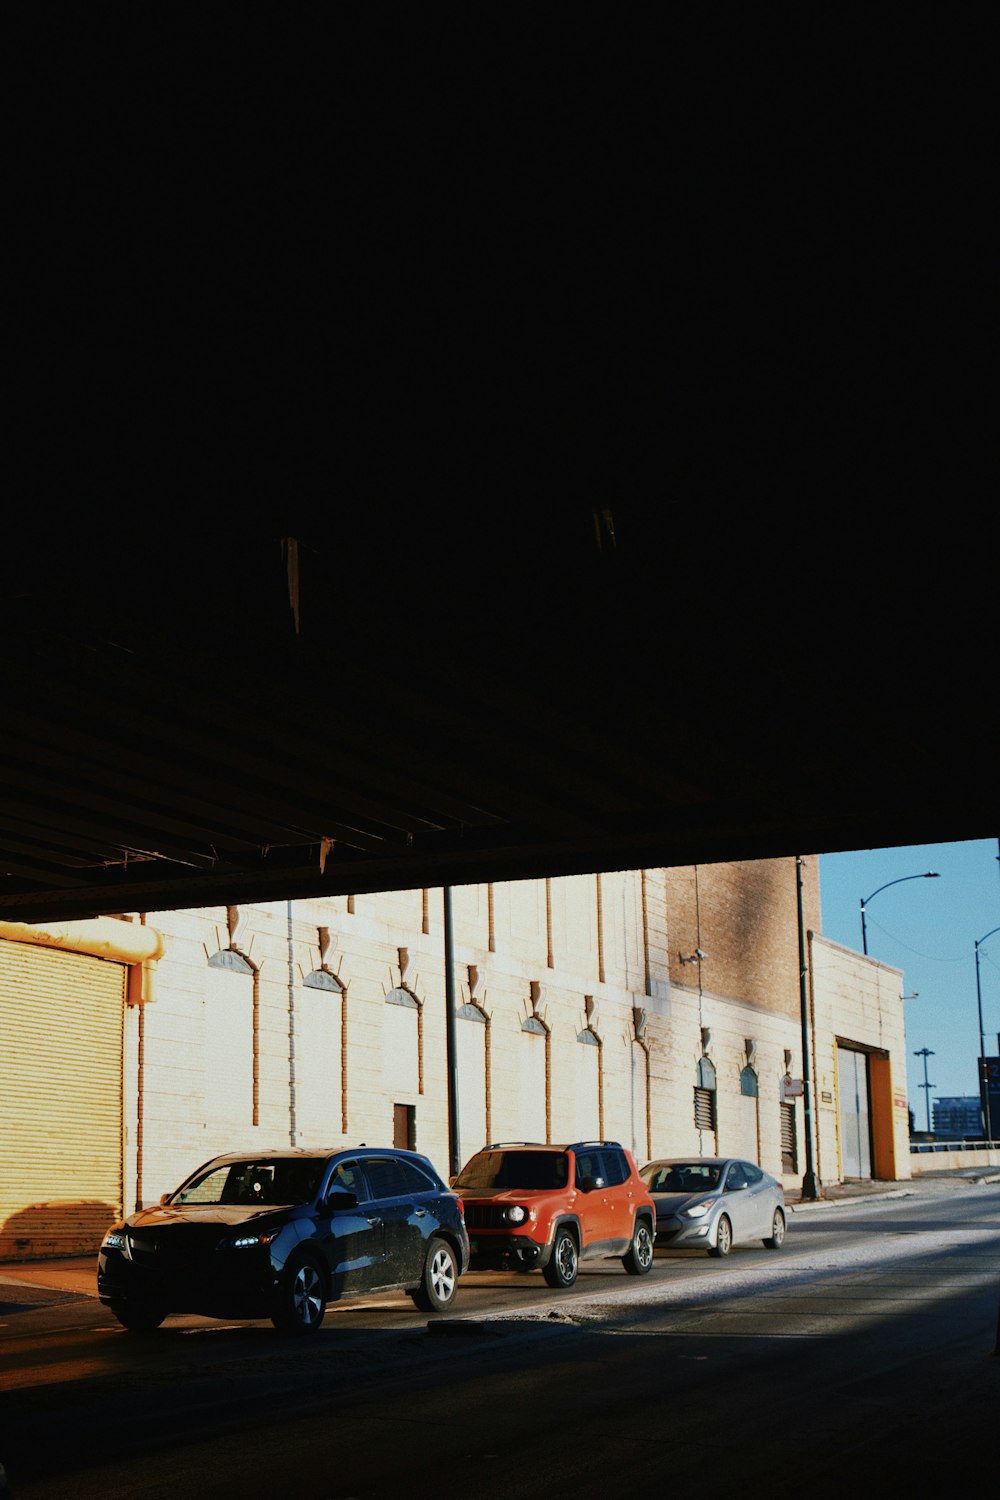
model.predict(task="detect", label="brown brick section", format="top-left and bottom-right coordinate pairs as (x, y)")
top-left (665, 857), bottom-right (820, 1020)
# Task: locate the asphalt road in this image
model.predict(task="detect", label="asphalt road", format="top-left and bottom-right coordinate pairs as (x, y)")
top-left (2, 1184), bottom-right (998, 1499)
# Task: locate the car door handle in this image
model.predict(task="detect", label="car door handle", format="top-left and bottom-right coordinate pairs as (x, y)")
top-left (414, 1207), bottom-right (428, 1217)
top-left (364, 1215), bottom-right (382, 1227)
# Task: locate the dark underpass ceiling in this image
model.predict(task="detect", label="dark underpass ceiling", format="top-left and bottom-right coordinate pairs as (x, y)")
top-left (2, 507), bottom-right (995, 925)
top-left (5, 19), bottom-right (994, 923)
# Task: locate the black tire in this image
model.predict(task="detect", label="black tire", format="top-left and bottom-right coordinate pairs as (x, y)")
top-left (543, 1225), bottom-right (578, 1288)
top-left (622, 1217), bottom-right (654, 1275)
top-left (409, 1236), bottom-right (459, 1312)
top-left (271, 1252), bottom-right (327, 1333)
top-left (764, 1208), bottom-right (786, 1249)
top-left (708, 1213), bottom-right (733, 1258)
top-left (109, 1298), bottom-right (166, 1332)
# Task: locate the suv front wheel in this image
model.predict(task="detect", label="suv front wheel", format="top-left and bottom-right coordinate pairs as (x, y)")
top-left (271, 1251), bottom-right (327, 1333)
top-left (543, 1225), bottom-right (578, 1288)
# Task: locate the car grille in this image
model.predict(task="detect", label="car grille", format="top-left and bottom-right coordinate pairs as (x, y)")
top-left (127, 1225), bottom-right (227, 1264)
top-left (463, 1204), bottom-right (511, 1230)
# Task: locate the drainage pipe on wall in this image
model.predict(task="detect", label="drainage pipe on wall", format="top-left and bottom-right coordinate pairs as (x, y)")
top-left (443, 887), bottom-right (461, 1178)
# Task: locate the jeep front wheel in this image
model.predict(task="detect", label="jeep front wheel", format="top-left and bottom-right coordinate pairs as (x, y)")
top-left (543, 1226), bottom-right (578, 1289)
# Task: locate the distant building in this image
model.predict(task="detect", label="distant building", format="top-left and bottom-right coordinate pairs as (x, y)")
top-left (932, 1096), bottom-right (984, 1139)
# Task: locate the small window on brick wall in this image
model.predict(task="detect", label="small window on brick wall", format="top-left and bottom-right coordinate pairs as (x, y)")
top-left (780, 1102), bottom-right (798, 1173)
top-left (694, 1086), bottom-right (716, 1132)
top-left (694, 1056), bottom-right (717, 1132)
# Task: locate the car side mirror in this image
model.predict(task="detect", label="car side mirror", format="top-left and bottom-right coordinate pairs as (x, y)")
top-left (325, 1187), bottom-right (358, 1211)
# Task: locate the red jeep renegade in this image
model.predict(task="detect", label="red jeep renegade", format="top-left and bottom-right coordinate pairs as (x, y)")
top-left (453, 1139), bottom-right (656, 1289)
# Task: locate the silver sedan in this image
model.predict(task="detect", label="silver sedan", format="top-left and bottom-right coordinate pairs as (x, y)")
top-left (639, 1157), bottom-right (786, 1257)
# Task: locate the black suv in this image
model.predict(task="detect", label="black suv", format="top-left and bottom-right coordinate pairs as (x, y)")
top-left (98, 1146), bottom-right (470, 1333)
top-left (453, 1140), bottom-right (656, 1289)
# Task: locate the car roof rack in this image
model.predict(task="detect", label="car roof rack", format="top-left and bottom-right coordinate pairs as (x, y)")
top-left (485, 1141), bottom-right (548, 1149)
top-left (482, 1140), bottom-right (624, 1151)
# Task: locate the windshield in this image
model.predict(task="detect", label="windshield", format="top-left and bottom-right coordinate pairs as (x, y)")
top-left (173, 1159), bottom-right (324, 1207)
top-left (642, 1163), bottom-right (721, 1193)
top-left (454, 1150), bottom-right (568, 1190)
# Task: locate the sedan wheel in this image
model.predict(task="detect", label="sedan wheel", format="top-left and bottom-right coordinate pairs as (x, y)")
top-left (764, 1208), bottom-right (786, 1249)
top-left (709, 1213), bottom-right (733, 1258)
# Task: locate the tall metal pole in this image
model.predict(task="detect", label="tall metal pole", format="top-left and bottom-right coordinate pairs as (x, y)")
top-left (797, 857), bottom-right (819, 1200)
top-left (975, 925), bottom-right (1000, 1142)
top-left (859, 871), bottom-right (940, 955)
top-left (914, 1047), bottom-right (935, 1134)
top-left (443, 886), bottom-right (461, 1178)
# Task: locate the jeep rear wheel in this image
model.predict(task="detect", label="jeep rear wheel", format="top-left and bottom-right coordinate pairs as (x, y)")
top-left (543, 1225), bottom-right (578, 1288)
top-left (622, 1217), bottom-right (654, 1275)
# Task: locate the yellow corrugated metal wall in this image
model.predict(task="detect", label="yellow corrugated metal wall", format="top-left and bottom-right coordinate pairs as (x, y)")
top-left (0, 939), bottom-right (125, 1259)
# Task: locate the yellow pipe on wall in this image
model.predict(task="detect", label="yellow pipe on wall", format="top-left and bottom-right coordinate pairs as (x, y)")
top-left (0, 916), bottom-right (164, 965)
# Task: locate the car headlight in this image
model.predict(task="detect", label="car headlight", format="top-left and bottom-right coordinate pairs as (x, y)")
top-left (682, 1201), bottom-right (711, 1220)
top-left (232, 1231), bottom-right (278, 1249)
top-left (101, 1229), bottom-right (128, 1252)
top-left (504, 1205), bottom-right (531, 1225)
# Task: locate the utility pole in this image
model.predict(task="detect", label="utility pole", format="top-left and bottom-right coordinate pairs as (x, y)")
top-left (797, 857), bottom-right (819, 1200)
top-left (914, 1047), bottom-right (936, 1134)
top-left (975, 926), bottom-right (999, 1142)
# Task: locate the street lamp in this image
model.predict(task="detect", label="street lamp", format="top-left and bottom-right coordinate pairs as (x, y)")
top-left (913, 1046), bottom-right (936, 1134)
top-left (860, 871), bottom-right (940, 955)
top-left (975, 925), bottom-right (1000, 1142)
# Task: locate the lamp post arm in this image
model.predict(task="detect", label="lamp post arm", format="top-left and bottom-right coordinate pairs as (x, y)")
top-left (862, 872), bottom-right (940, 908)
top-left (859, 871), bottom-right (940, 955)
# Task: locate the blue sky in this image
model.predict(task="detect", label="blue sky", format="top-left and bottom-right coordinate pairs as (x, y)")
top-left (817, 837), bottom-right (1000, 1124)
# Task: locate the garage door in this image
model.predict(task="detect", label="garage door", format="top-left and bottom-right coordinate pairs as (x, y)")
top-left (838, 1045), bottom-right (872, 1181)
top-left (0, 938), bottom-right (125, 1259)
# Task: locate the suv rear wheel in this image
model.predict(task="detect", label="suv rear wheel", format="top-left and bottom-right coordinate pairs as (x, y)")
top-left (543, 1225), bottom-right (578, 1288)
top-left (409, 1236), bottom-right (458, 1312)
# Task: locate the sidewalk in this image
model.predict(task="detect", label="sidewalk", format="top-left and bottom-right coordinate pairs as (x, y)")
top-left (2, 1169), bottom-right (998, 1302)
top-left (790, 1165), bottom-right (1000, 1210)
top-left (0, 1257), bottom-right (97, 1300)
